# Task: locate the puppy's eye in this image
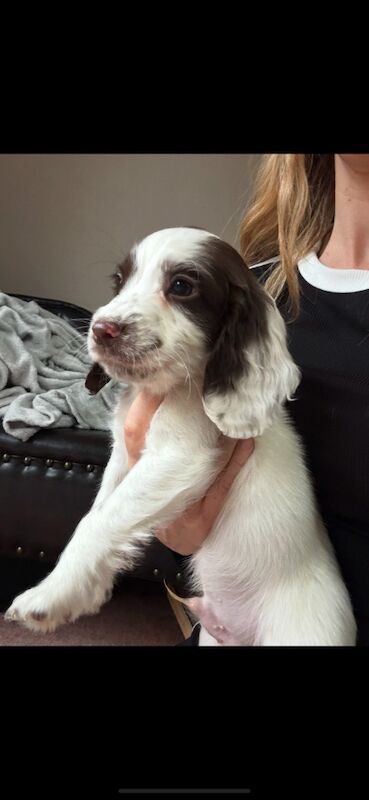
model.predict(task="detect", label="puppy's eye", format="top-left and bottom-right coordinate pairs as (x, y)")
top-left (110, 271), bottom-right (124, 293)
top-left (169, 279), bottom-right (194, 297)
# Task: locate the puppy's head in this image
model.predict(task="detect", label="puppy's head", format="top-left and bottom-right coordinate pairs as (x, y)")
top-left (87, 227), bottom-right (300, 437)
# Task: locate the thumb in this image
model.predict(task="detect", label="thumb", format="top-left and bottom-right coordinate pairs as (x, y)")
top-left (203, 438), bottom-right (254, 518)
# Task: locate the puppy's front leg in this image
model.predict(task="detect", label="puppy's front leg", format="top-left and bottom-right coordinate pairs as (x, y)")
top-left (91, 388), bottom-right (134, 511)
top-left (5, 443), bottom-right (217, 633)
top-left (91, 439), bottom-right (128, 511)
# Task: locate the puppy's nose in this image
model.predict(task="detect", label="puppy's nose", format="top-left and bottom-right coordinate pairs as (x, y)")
top-left (92, 320), bottom-right (122, 343)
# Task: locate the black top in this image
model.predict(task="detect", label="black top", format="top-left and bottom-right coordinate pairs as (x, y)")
top-left (253, 256), bottom-right (369, 636)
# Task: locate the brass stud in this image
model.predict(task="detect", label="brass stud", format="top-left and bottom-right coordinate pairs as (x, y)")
top-left (86, 464), bottom-right (95, 473)
top-left (46, 459), bottom-right (54, 468)
top-left (23, 456), bottom-right (31, 466)
top-left (39, 551), bottom-right (45, 559)
top-left (64, 461), bottom-right (73, 470)
top-left (153, 568), bottom-right (160, 577)
top-left (2, 453), bottom-right (10, 462)
top-left (16, 546), bottom-right (23, 555)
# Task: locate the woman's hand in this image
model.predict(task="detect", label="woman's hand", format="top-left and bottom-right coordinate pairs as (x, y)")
top-left (124, 390), bottom-right (254, 556)
top-left (124, 390), bottom-right (165, 470)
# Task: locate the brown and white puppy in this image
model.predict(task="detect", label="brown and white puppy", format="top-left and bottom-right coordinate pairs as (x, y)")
top-left (6, 228), bottom-right (356, 645)
top-left (87, 227), bottom-right (293, 439)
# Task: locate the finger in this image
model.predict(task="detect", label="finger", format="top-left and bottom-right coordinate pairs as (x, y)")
top-left (214, 434), bottom-right (253, 477)
top-left (215, 434), bottom-right (240, 470)
top-left (125, 390), bottom-right (164, 466)
top-left (124, 391), bottom-right (164, 439)
top-left (127, 453), bottom-right (139, 470)
top-left (203, 438), bottom-right (254, 516)
top-left (154, 526), bottom-right (197, 556)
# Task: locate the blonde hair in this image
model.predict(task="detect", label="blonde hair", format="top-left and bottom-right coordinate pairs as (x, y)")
top-left (239, 155), bottom-right (335, 317)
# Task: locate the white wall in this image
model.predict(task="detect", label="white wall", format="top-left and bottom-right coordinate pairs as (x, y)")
top-left (0, 154), bottom-right (260, 311)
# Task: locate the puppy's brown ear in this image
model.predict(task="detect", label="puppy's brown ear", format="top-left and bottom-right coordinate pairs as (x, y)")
top-left (203, 285), bottom-right (300, 439)
top-left (85, 362), bottom-right (111, 395)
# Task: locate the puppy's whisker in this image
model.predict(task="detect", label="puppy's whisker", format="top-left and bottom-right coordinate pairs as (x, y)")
top-left (174, 342), bottom-right (203, 401)
top-left (168, 347), bottom-right (193, 399)
top-left (67, 317), bottom-right (92, 325)
top-left (67, 335), bottom-right (88, 351)
top-left (68, 341), bottom-right (90, 360)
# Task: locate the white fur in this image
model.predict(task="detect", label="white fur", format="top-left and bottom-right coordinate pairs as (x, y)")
top-left (5, 228), bottom-right (357, 645)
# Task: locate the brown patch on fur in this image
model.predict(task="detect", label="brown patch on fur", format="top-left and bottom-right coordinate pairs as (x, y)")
top-left (31, 611), bottom-right (47, 621)
top-left (162, 237), bottom-right (269, 396)
top-left (202, 239), bottom-right (270, 396)
top-left (111, 252), bottom-right (136, 296)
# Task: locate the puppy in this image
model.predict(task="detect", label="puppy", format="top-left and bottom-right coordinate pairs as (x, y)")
top-left (5, 227), bottom-right (356, 645)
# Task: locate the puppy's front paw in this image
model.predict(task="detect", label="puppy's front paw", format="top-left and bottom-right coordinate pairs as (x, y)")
top-left (5, 582), bottom-right (73, 633)
top-left (5, 575), bottom-right (114, 633)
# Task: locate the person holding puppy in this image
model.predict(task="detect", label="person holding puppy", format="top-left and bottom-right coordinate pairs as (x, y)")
top-left (125, 154), bottom-right (369, 646)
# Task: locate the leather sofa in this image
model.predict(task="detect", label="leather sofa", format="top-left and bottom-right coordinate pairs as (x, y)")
top-left (0, 294), bottom-right (188, 610)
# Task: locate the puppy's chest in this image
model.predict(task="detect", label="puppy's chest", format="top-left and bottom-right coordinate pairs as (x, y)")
top-left (135, 388), bottom-right (218, 451)
top-left (189, 474), bottom-right (258, 644)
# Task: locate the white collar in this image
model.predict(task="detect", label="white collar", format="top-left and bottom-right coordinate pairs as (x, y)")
top-left (298, 252), bottom-right (369, 293)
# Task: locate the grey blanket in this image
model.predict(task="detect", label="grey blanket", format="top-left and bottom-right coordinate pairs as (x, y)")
top-left (0, 293), bottom-right (122, 441)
